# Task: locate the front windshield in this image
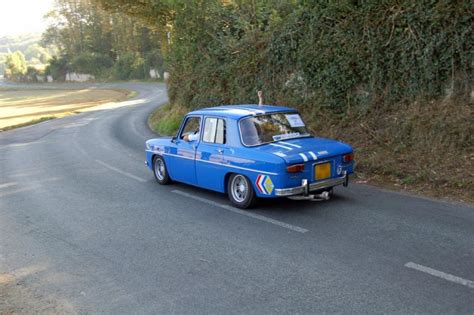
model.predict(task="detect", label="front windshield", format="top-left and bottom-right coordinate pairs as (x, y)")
top-left (239, 112), bottom-right (310, 146)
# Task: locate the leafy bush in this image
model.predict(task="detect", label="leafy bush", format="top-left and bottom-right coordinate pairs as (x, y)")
top-left (45, 55), bottom-right (70, 80)
top-left (26, 66), bottom-right (44, 81)
top-left (71, 53), bottom-right (113, 77)
top-left (113, 52), bottom-right (147, 80)
top-left (5, 51), bottom-right (27, 79)
top-left (144, 49), bottom-right (165, 78)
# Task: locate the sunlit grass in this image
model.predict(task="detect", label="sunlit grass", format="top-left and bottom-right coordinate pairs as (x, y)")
top-left (0, 88), bottom-right (135, 130)
top-left (148, 103), bottom-right (186, 136)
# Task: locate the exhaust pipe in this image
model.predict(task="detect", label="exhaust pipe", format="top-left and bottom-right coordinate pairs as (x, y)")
top-left (313, 191), bottom-right (330, 201)
top-left (289, 189), bottom-right (331, 201)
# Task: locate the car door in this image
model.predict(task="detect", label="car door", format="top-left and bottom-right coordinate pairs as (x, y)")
top-left (196, 116), bottom-right (228, 192)
top-left (166, 115), bottom-right (201, 185)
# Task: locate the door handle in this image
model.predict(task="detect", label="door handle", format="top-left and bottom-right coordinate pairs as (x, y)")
top-left (217, 149), bottom-right (224, 154)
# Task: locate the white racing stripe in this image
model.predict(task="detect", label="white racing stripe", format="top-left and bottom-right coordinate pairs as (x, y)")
top-left (405, 262), bottom-right (474, 289)
top-left (172, 189), bottom-right (308, 233)
top-left (299, 153), bottom-right (308, 162)
top-left (283, 142), bottom-right (302, 148)
top-left (95, 160), bottom-right (146, 183)
top-left (162, 153), bottom-right (279, 176)
top-left (308, 151), bottom-right (317, 160)
top-left (269, 143), bottom-right (293, 151)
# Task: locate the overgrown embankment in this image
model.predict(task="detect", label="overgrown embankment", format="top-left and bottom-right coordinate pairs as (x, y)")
top-left (305, 100), bottom-right (473, 202)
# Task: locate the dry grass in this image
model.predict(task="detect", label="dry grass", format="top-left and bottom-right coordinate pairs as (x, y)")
top-left (303, 98), bottom-right (474, 203)
top-left (0, 87), bottom-right (134, 131)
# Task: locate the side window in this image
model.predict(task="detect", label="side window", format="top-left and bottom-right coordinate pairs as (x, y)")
top-left (216, 119), bottom-right (225, 144)
top-left (203, 117), bottom-right (226, 144)
top-left (180, 117), bottom-right (201, 139)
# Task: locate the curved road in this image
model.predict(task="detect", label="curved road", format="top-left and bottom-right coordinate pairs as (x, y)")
top-left (1, 83), bottom-right (473, 313)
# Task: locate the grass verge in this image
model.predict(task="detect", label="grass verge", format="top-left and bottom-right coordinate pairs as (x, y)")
top-left (302, 98), bottom-right (473, 203)
top-left (148, 103), bottom-right (186, 136)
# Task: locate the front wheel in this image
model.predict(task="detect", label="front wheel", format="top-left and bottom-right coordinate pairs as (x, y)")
top-left (227, 174), bottom-right (257, 209)
top-left (153, 155), bottom-right (171, 185)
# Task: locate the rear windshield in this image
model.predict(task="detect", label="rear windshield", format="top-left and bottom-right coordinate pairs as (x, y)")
top-left (239, 112), bottom-right (310, 146)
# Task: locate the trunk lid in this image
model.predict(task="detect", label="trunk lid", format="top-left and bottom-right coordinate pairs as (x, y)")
top-left (254, 136), bottom-right (352, 164)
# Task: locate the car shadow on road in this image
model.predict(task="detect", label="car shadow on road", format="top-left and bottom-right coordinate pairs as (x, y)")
top-left (171, 181), bottom-right (352, 215)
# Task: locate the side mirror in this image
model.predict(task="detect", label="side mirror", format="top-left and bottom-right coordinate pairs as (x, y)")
top-left (171, 136), bottom-right (177, 143)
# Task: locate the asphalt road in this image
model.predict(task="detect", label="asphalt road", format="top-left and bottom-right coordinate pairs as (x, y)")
top-left (1, 82), bottom-right (473, 314)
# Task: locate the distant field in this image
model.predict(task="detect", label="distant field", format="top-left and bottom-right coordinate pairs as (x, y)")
top-left (0, 87), bottom-right (134, 130)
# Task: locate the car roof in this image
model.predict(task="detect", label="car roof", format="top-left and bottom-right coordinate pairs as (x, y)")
top-left (188, 104), bottom-right (297, 119)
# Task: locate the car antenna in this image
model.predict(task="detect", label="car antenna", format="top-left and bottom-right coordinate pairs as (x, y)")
top-left (258, 90), bottom-right (263, 106)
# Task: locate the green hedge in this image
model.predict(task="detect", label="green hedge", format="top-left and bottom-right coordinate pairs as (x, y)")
top-left (164, 1), bottom-right (472, 111)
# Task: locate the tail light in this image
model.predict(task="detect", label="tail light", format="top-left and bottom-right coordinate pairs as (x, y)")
top-left (343, 153), bottom-right (354, 163)
top-left (287, 164), bottom-right (305, 173)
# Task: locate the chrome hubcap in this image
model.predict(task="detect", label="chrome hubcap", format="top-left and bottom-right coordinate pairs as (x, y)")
top-left (155, 159), bottom-right (165, 180)
top-left (231, 175), bottom-right (248, 203)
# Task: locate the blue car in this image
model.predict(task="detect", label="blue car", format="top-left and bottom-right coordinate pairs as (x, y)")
top-left (145, 105), bottom-right (354, 209)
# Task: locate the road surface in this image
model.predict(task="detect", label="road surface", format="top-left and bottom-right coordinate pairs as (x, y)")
top-left (1, 83), bottom-right (473, 313)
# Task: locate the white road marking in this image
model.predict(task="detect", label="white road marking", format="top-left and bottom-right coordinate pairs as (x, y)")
top-left (0, 182), bottom-right (17, 189)
top-left (0, 178), bottom-right (61, 198)
top-left (0, 187), bottom-right (36, 198)
top-left (61, 122), bottom-right (90, 129)
top-left (172, 189), bottom-right (308, 233)
top-left (299, 153), bottom-right (308, 162)
top-left (308, 151), bottom-right (317, 160)
top-left (31, 177), bottom-right (62, 185)
top-left (9, 172), bottom-right (41, 178)
top-left (0, 141), bottom-right (44, 149)
top-left (95, 159), bottom-right (146, 182)
top-left (405, 262), bottom-right (474, 289)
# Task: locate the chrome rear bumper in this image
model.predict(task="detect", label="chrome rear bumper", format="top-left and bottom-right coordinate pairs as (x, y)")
top-left (275, 172), bottom-right (352, 197)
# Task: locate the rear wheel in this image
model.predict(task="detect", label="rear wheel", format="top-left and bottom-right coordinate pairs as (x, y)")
top-left (153, 155), bottom-right (171, 185)
top-left (227, 174), bottom-right (257, 209)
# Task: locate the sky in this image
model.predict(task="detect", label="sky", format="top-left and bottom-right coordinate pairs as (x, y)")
top-left (0, 0), bottom-right (55, 37)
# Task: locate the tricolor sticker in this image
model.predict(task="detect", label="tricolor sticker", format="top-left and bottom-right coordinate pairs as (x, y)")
top-left (256, 175), bottom-right (274, 195)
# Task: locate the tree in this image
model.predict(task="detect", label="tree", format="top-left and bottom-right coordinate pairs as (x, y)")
top-left (42, 0), bottom-right (163, 80)
top-left (5, 51), bottom-right (27, 79)
top-left (25, 44), bottom-right (52, 64)
top-left (45, 55), bottom-right (69, 80)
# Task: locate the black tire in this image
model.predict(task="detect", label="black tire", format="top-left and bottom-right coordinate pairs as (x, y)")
top-left (227, 174), bottom-right (257, 209)
top-left (153, 155), bottom-right (171, 185)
